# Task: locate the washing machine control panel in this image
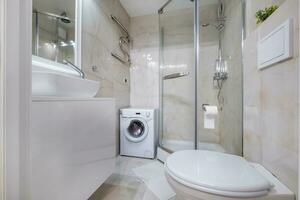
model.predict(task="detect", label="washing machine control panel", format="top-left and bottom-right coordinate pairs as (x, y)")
top-left (120, 109), bottom-right (153, 119)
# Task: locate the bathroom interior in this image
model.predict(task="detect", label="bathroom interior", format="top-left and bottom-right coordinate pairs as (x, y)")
top-left (1, 0), bottom-right (299, 199)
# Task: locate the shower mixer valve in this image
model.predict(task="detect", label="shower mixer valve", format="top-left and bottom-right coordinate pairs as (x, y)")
top-left (213, 56), bottom-right (228, 81)
top-left (213, 71), bottom-right (228, 81)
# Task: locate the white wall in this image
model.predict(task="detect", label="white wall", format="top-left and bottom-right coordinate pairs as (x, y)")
top-left (299, 0), bottom-right (300, 197)
top-left (0, 0), bottom-right (4, 198)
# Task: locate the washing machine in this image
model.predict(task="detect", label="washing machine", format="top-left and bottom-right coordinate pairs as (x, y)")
top-left (120, 108), bottom-right (158, 159)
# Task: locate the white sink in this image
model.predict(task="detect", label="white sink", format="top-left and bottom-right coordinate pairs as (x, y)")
top-left (32, 71), bottom-right (100, 98)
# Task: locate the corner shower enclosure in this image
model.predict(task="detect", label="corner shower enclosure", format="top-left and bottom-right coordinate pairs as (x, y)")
top-left (159, 0), bottom-right (244, 156)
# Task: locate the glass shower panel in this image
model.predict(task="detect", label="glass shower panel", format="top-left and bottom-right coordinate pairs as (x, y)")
top-left (159, 0), bottom-right (196, 152)
top-left (197, 0), bottom-right (243, 155)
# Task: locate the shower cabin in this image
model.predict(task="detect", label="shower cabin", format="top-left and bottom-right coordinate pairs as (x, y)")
top-left (158, 0), bottom-right (244, 156)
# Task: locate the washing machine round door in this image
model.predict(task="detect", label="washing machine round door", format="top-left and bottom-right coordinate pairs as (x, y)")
top-left (125, 118), bottom-right (148, 143)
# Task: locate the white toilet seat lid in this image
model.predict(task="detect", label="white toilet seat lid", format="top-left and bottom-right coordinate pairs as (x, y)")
top-left (165, 150), bottom-right (272, 197)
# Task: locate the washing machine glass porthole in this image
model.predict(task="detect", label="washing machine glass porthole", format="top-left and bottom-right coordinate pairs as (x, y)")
top-left (127, 120), bottom-right (145, 138)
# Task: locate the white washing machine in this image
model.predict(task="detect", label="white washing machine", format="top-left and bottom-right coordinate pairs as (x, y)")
top-left (120, 108), bottom-right (158, 159)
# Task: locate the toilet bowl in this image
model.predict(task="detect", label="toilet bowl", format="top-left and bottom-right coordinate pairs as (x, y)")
top-left (164, 150), bottom-right (294, 200)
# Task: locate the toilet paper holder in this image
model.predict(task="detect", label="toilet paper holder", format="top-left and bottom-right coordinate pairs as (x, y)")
top-left (202, 104), bottom-right (210, 111)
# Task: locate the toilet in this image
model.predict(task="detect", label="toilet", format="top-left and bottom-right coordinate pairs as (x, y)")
top-left (165, 150), bottom-right (294, 200)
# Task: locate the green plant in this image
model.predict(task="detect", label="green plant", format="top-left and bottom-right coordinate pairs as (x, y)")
top-left (255, 5), bottom-right (279, 24)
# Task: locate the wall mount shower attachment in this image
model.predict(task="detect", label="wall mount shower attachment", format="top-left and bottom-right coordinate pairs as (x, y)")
top-left (201, 0), bottom-right (228, 105)
top-left (213, 59), bottom-right (228, 81)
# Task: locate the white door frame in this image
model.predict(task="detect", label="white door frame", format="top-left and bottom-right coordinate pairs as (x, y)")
top-left (1, 0), bottom-right (83, 199)
top-left (0, 0), bottom-right (32, 199)
top-left (0, 0), bottom-right (4, 199)
top-left (298, 1), bottom-right (300, 197)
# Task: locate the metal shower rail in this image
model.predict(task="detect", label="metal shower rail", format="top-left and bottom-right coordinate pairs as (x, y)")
top-left (33, 10), bottom-right (74, 22)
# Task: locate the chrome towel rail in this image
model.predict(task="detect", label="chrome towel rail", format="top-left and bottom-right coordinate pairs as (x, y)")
top-left (110, 15), bottom-right (130, 39)
top-left (110, 15), bottom-right (131, 65)
top-left (111, 53), bottom-right (128, 64)
top-left (163, 72), bottom-right (190, 80)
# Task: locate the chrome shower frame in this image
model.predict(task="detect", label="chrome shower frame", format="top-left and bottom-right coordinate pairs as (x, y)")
top-left (158, 0), bottom-right (246, 154)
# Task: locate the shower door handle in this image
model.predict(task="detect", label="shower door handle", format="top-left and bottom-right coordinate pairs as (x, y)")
top-left (163, 72), bottom-right (189, 80)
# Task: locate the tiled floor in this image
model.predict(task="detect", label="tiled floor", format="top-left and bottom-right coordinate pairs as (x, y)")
top-left (89, 156), bottom-right (179, 200)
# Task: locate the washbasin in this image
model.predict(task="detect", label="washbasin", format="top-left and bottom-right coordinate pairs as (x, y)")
top-left (32, 71), bottom-right (100, 98)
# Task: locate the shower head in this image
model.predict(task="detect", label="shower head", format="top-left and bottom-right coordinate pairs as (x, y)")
top-left (60, 12), bottom-right (71, 24)
top-left (202, 23), bottom-right (210, 27)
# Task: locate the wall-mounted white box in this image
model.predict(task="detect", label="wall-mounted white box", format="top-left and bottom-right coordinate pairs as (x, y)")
top-left (257, 18), bottom-right (293, 70)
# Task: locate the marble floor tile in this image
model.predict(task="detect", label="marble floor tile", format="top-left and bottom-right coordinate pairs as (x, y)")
top-left (88, 174), bottom-right (143, 200)
top-left (88, 156), bottom-right (177, 200)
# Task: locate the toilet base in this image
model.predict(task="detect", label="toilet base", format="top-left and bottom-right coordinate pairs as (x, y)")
top-left (166, 172), bottom-right (212, 200)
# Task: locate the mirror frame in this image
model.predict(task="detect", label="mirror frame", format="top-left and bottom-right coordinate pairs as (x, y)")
top-left (75, 0), bottom-right (82, 67)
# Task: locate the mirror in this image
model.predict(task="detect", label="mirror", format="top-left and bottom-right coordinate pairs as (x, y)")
top-left (32, 0), bottom-right (81, 65)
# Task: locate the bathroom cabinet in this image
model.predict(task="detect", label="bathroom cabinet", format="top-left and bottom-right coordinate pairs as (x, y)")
top-left (30, 98), bottom-right (116, 200)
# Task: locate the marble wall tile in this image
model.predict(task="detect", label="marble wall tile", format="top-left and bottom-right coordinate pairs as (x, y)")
top-left (198, 44), bottom-right (220, 144)
top-left (218, 0), bottom-right (243, 155)
top-left (243, 0), bottom-right (299, 195)
top-left (130, 14), bottom-right (159, 109)
top-left (81, 0), bottom-right (131, 154)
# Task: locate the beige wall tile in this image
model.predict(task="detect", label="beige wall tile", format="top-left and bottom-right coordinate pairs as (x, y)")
top-left (82, 0), bottom-right (131, 154)
top-left (218, 0), bottom-right (243, 155)
top-left (243, 0), bottom-right (299, 195)
top-left (129, 14), bottom-right (160, 109)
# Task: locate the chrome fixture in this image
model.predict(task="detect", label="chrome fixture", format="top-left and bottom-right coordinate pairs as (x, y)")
top-left (163, 72), bottom-right (190, 80)
top-left (158, 0), bottom-right (172, 14)
top-left (110, 15), bottom-right (130, 39)
top-left (33, 10), bottom-right (74, 23)
top-left (111, 53), bottom-right (130, 64)
top-left (110, 15), bottom-right (131, 64)
top-left (63, 59), bottom-right (85, 79)
top-left (60, 11), bottom-right (71, 24)
top-left (201, 8), bottom-right (228, 82)
top-left (215, 0), bottom-right (227, 105)
top-left (92, 65), bottom-right (98, 72)
top-left (214, 0), bottom-right (228, 82)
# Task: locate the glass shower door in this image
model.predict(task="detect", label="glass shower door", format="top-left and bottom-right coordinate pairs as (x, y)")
top-left (159, 0), bottom-right (196, 152)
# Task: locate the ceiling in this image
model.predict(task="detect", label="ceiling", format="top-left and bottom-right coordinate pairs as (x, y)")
top-left (120, 0), bottom-right (219, 17)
